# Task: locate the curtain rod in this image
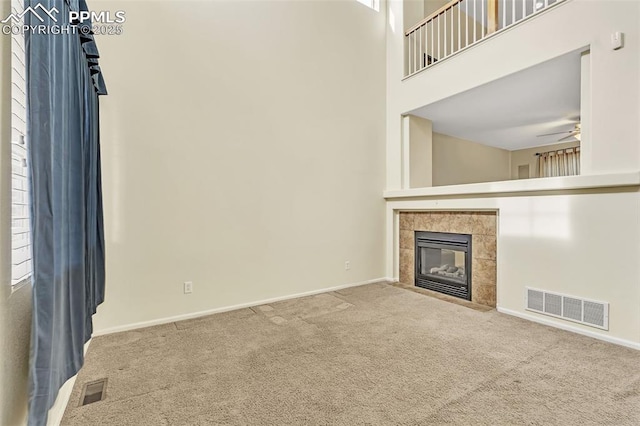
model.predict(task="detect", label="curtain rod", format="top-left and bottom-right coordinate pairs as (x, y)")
top-left (535, 146), bottom-right (581, 156)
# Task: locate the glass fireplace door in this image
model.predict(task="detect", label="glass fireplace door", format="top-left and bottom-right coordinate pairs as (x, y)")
top-left (419, 247), bottom-right (467, 285)
top-left (415, 231), bottom-right (472, 300)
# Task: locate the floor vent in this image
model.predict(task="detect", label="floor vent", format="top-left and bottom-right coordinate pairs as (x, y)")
top-left (526, 288), bottom-right (609, 330)
top-left (79, 379), bottom-right (107, 406)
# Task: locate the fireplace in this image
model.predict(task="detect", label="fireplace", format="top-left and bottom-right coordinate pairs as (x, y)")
top-left (415, 231), bottom-right (472, 300)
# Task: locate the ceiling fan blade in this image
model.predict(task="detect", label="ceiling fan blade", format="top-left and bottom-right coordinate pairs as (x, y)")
top-left (537, 130), bottom-right (573, 137)
top-left (558, 132), bottom-right (580, 142)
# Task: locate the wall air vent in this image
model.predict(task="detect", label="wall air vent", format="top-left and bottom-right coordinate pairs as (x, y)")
top-left (525, 288), bottom-right (609, 330)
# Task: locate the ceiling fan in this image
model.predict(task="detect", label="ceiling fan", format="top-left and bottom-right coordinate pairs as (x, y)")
top-left (537, 123), bottom-right (581, 142)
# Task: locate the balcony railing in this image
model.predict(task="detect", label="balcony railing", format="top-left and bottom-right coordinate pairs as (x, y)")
top-left (405, 0), bottom-right (563, 77)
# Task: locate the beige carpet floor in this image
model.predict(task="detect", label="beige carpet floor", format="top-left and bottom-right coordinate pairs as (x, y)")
top-left (62, 283), bottom-right (640, 425)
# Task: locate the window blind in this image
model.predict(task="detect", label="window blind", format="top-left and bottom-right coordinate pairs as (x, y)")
top-left (10, 0), bottom-right (31, 286)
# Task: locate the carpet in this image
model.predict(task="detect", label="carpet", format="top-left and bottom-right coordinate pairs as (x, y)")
top-left (61, 283), bottom-right (640, 425)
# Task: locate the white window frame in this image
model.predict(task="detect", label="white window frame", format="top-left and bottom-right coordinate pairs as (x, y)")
top-left (357, 0), bottom-right (380, 12)
top-left (10, 0), bottom-right (31, 289)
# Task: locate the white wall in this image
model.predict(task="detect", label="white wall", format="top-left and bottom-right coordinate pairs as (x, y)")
top-left (387, 0), bottom-right (640, 188)
top-left (385, 0), bottom-right (640, 345)
top-left (0, 0), bottom-right (31, 423)
top-left (387, 187), bottom-right (640, 346)
top-left (90, 0), bottom-right (387, 332)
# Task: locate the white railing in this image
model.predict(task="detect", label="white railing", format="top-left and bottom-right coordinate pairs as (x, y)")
top-left (405, 0), bottom-right (562, 77)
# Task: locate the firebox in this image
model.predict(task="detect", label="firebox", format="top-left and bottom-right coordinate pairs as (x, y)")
top-left (415, 231), bottom-right (472, 300)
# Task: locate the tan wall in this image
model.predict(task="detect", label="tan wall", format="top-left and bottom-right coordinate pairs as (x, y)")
top-left (0, 1), bottom-right (31, 424)
top-left (90, 0), bottom-right (387, 332)
top-left (404, 0), bottom-right (426, 75)
top-left (409, 115), bottom-right (433, 187)
top-left (406, 0), bottom-right (484, 74)
top-left (510, 141), bottom-right (581, 179)
top-left (424, 0), bottom-right (447, 16)
top-left (432, 132), bottom-right (511, 186)
top-left (404, 0), bottom-right (426, 32)
top-left (423, 0), bottom-right (484, 61)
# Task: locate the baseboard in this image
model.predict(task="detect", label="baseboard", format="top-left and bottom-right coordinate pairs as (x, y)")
top-left (46, 340), bottom-right (92, 426)
top-left (94, 277), bottom-right (390, 336)
top-left (46, 377), bottom-right (76, 426)
top-left (497, 307), bottom-right (640, 351)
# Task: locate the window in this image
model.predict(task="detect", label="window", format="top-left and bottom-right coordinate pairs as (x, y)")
top-left (357, 0), bottom-right (380, 12)
top-left (10, 0), bottom-right (31, 287)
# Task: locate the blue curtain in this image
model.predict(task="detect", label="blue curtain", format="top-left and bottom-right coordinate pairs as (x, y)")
top-left (25, 1), bottom-right (107, 425)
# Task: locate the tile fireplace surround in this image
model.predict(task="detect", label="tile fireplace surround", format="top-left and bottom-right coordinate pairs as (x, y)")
top-left (399, 211), bottom-right (497, 307)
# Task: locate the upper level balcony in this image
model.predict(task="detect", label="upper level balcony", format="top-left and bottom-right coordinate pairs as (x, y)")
top-left (404, 0), bottom-right (565, 77)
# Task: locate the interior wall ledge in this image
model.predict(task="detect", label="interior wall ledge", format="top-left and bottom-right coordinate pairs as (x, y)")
top-left (383, 171), bottom-right (640, 200)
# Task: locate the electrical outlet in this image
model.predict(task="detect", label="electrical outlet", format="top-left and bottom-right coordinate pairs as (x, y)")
top-left (344, 261), bottom-right (351, 271)
top-left (183, 281), bottom-right (193, 294)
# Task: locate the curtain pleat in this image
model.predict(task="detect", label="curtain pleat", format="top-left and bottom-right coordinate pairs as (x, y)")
top-left (25, 1), bottom-right (106, 425)
top-left (537, 147), bottom-right (581, 178)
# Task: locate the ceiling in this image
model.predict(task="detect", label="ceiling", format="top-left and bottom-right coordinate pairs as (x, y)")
top-left (409, 50), bottom-right (582, 151)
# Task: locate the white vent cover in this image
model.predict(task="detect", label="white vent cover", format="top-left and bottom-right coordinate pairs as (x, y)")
top-left (526, 288), bottom-right (609, 330)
